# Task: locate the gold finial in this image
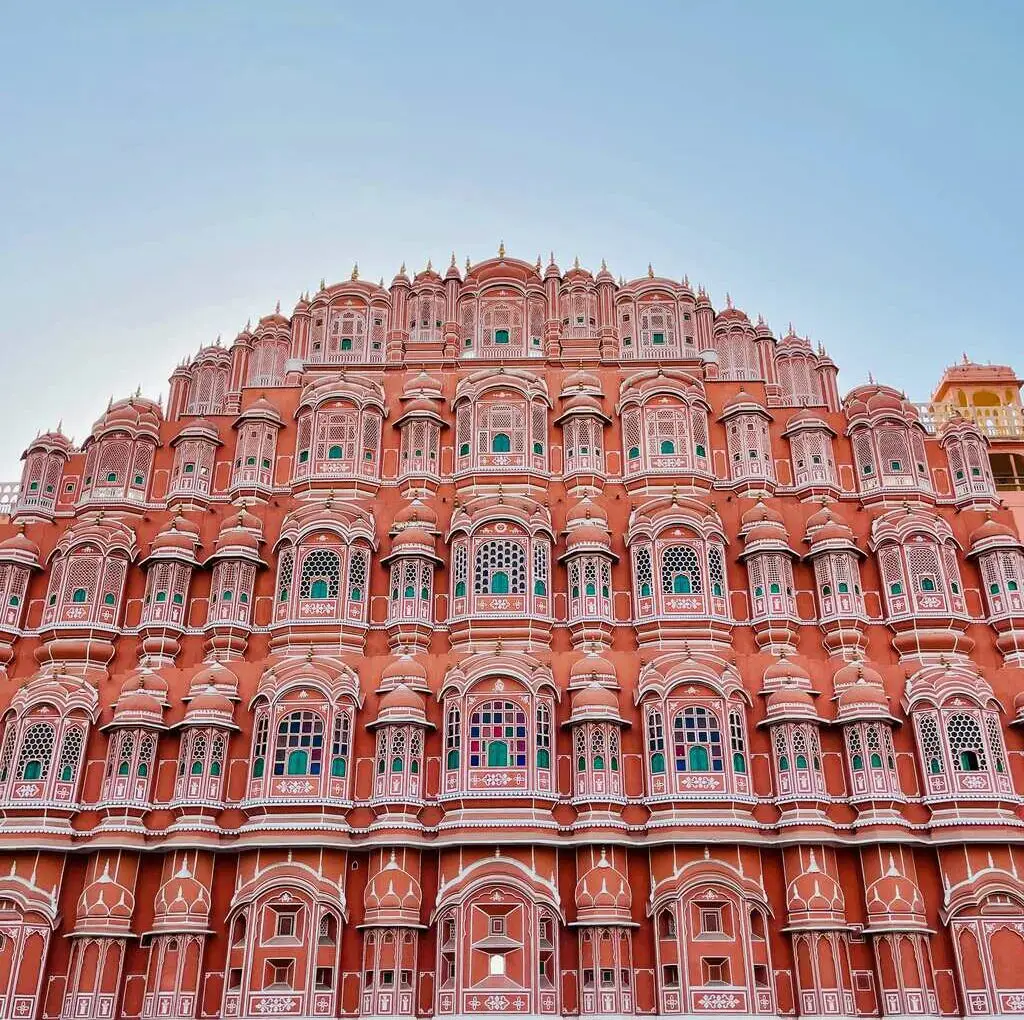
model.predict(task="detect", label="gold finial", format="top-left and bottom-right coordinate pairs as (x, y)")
top-left (351, 263), bottom-right (359, 281)
top-left (465, 256), bottom-right (472, 273)
top-left (498, 240), bottom-right (505, 258)
top-left (647, 263), bottom-right (654, 278)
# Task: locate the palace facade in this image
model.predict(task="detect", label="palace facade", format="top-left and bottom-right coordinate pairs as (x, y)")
top-left (2, 249), bottom-right (1024, 1020)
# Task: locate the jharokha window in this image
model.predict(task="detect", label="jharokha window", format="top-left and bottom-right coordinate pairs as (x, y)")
top-left (620, 398), bottom-right (712, 481)
top-left (454, 392), bottom-right (549, 476)
top-left (247, 685), bottom-right (355, 805)
top-left (441, 679), bottom-right (555, 798)
top-left (912, 699), bottom-right (1013, 801)
top-left (0, 708), bottom-right (89, 807)
top-left (274, 535), bottom-right (371, 627)
top-left (449, 526), bottom-right (552, 622)
top-left (643, 691), bottom-right (751, 799)
top-left (629, 535), bottom-right (729, 621)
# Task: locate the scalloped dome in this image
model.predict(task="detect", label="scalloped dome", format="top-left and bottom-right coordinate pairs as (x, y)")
top-left (381, 655), bottom-right (428, 685)
top-left (575, 851), bottom-right (632, 923)
top-left (741, 498), bottom-right (785, 529)
top-left (763, 655), bottom-right (811, 687)
top-left (833, 659), bottom-right (884, 689)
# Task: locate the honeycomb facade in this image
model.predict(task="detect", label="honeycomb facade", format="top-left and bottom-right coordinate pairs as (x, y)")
top-left (2, 250), bottom-right (1024, 1019)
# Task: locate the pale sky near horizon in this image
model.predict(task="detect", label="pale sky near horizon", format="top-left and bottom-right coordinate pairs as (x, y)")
top-left (1, 1), bottom-right (1022, 474)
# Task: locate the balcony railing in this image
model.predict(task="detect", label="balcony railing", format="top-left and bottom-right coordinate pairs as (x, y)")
top-left (914, 402), bottom-right (1024, 440)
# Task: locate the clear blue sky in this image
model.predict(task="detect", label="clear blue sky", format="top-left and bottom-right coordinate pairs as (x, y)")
top-left (2, 1), bottom-right (1022, 473)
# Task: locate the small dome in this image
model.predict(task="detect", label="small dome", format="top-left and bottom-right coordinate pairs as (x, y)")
top-left (153, 859), bottom-right (211, 931)
top-left (390, 527), bottom-right (437, 554)
top-left (566, 524), bottom-right (613, 553)
top-left (0, 529), bottom-right (40, 561)
top-left (833, 659), bottom-right (884, 690)
top-left (561, 369), bottom-right (603, 395)
top-left (235, 396), bottom-right (283, 425)
top-left (566, 495), bottom-right (609, 527)
top-left (787, 858), bottom-right (845, 919)
top-left (374, 684), bottom-right (428, 727)
top-left (764, 685), bottom-right (817, 721)
top-left (574, 850), bottom-right (632, 924)
top-left (570, 653), bottom-right (616, 685)
top-left (77, 862), bottom-right (136, 932)
top-left (150, 515), bottom-right (201, 556)
top-left (741, 498), bottom-right (784, 529)
top-left (381, 654), bottom-right (428, 687)
top-left (363, 852), bottom-right (423, 926)
top-left (394, 499), bottom-right (438, 531)
top-left (184, 687), bottom-right (235, 724)
top-left (92, 396), bottom-right (162, 438)
top-left (721, 389), bottom-right (766, 414)
top-left (836, 680), bottom-right (889, 720)
top-left (969, 515), bottom-right (1020, 548)
top-left (561, 392), bottom-right (605, 415)
top-left (570, 683), bottom-right (622, 722)
top-left (763, 655), bottom-right (811, 688)
top-left (113, 689), bottom-right (163, 724)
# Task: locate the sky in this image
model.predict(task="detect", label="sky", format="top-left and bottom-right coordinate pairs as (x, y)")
top-left (1, 0), bottom-right (1022, 474)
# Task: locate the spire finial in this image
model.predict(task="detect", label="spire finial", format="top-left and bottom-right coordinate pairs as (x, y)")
top-left (601, 258), bottom-right (607, 271)
top-left (573, 254), bottom-right (580, 270)
top-left (549, 250), bottom-right (555, 266)
top-left (647, 262), bottom-right (654, 278)
top-left (275, 300), bottom-right (280, 314)
top-left (725, 292), bottom-right (733, 309)
top-left (400, 261), bottom-right (406, 275)
top-left (426, 258), bottom-right (432, 272)
top-left (498, 240), bottom-right (505, 258)
top-left (450, 251), bottom-right (457, 268)
top-left (320, 277), bottom-right (326, 290)
top-left (351, 262), bottom-right (359, 281)
top-left (535, 254), bottom-right (542, 272)
top-left (465, 255), bottom-right (472, 273)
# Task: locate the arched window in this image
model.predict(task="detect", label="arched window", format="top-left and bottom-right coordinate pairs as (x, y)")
top-left (16, 721), bottom-right (55, 781)
top-left (672, 707), bottom-right (724, 773)
top-left (298, 549), bottom-right (340, 600)
top-left (474, 540), bottom-right (527, 595)
top-left (660, 545), bottom-right (703, 596)
top-left (330, 713), bottom-right (351, 778)
top-left (273, 712), bottom-right (325, 777)
top-left (948, 713), bottom-right (987, 773)
top-left (252, 715), bottom-right (269, 778)
top-left (647, 709), bottom-right (666, 774)
top-left (445, 705), bottom-right (461, 769)
top-left (492, 433), bottom-right (511, 453)
top-left (468, 701), bottom-right (527, 768)
top-left (536, 703), bottom-right (551, 769)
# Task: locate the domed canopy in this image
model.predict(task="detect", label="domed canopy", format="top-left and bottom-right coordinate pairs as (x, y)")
top-left (371, 683), bottom-right (429, 727)
top-left (393, 499), bottom-right (439, 533)
top-left (152, 858), bottom-right (212, 933)
top-left (832, 658), bottom-right (885, 691)
top-left (182, 687), bottom-right (237, 728)
top-left (574, 850), bottom-right (632, 924)
top-left (144, 514), bottom-right (202, 565)
top-left (363, 851), bottom-right (423, 927)
top-left (89, 395), bottom-right (162, 441)
top-left (0, 527), bottom-right (41, 568)
top-left (763, 655), bottom-right (811, 690)
top-left (380, 653), bottom-right (429, 692)
top-left (763, 685), bottom-right (819, 723)
top-left (569, 683), bottom-right (626, 724)
top-left (76, 861), bottom-right (136, 935)
top-left (967, 514), bottom-right (1023, 556)
top-left (836, 678), bottom-right (894, 723)
top-left (569, 653), bottom-right (616, 686)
